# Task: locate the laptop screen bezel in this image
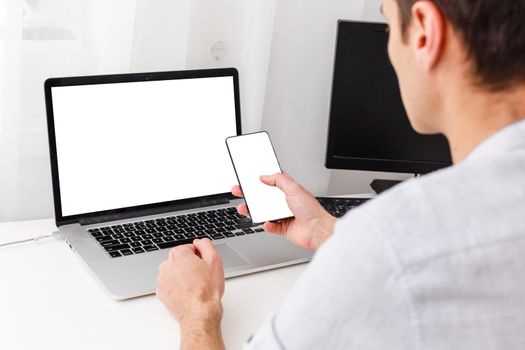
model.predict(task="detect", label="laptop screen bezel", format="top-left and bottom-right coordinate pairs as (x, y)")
top-left (45, 68), bottom-right (242, 227)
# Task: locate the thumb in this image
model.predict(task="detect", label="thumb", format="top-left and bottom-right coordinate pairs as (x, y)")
top-left (260, 173), bottom-right (299, 194)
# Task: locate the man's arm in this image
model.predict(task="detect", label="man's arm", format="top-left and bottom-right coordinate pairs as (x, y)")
top-left (156, 239), bottom-right (226, 350)
top-left (179, 301), bottom-right (224, 350)
top-left (157, 175), bottom-right (337, 349)
top-left (244, 212), bottom-right (416, 349)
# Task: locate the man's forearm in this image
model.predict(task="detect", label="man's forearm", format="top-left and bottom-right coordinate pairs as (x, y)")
top-left (180, 301), bottom-right (225, 350)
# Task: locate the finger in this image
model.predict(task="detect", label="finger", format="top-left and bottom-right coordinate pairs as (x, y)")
top-left (169, 244), bottom-right (196, 259)
top-left (237, 203), bottom-right (249, 217)
top-left (260, 173), bottom-right (299, 194)
top-left (193, 238), bottom-right (221, 266)
top-left (194, 239), bottom-right (225, 297)
top-left (263, 221), bottom-right (284, 235)
top-left (231, 185), bottom-right (243, 198)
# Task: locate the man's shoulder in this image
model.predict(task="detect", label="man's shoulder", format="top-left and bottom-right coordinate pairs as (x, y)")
top-left (350, 164), bottom-right (460, 231)
top-left (342, 161), bottom-right (512, 267)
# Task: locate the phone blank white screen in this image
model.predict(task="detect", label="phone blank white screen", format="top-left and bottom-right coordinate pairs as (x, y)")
top-left (52, 76), bottom-right (238, 216)
top-left (227, 132), bottom-right (293, 223)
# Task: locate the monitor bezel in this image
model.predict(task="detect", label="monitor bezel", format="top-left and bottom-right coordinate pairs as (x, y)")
top-left (45, 68), bottom-right (242, 227)
top-left (325, 20), bottom-right (451, 175)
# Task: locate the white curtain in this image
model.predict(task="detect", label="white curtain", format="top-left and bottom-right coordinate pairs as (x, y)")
top-left (0, 0), bottom-right (275, 221)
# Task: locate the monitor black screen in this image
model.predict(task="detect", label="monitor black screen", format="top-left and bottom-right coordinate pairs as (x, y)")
top-left (326, 20), bottom-right (452, 174)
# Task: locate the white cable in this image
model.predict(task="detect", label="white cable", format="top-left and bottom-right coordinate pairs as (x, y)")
top-left (0, 231), bottom-right (62, 248)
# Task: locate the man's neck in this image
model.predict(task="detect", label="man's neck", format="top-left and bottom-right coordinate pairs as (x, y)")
top-left (442, 84), bottom-right (525, 164)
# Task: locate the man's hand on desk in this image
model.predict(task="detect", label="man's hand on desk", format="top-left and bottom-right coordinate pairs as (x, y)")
top-left (156, 174), bottom-right (336, 349)
top-left (233, 172), bottom-right (337, 251)
top-left (156, 239), bottom-right (226, 350)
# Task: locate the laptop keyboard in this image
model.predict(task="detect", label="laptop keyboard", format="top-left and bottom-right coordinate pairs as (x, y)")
top-left (88, 207), bottom-right (264, 258)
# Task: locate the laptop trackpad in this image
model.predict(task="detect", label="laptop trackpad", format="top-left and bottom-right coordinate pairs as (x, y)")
top-left (216, 244), bottom-right (249, 269)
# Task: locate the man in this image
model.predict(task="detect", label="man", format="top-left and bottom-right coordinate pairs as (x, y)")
top-left (156, 0), bottom-right (525, 348)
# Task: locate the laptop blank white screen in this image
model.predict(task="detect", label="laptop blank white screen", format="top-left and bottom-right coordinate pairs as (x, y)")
top-left (51, 76), bottom-right (238, 217)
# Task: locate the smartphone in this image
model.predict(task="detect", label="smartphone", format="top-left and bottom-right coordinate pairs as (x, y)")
top-left (226, 131), bottom-right (294, 224)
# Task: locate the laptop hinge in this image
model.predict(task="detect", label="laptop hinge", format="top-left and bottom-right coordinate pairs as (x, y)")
top-left (78, 196), bottom-right (231, 226)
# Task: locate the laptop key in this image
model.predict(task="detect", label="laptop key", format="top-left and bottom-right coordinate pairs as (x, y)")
top-left (101, 239), bottom-right (121, 247)
top-left (132, 247), bottom-right (145, 254)
top-left (121, 249), bottom-right (134, 256)
top-left (152, 238), bottom-right (163, 244)
top-left (109, 251), bottom-right (122, 258)
top-left (97, 235), bottom-right (113, 242)
top-left (211, 233), bottom-right (225, 240)
top-left (130, 242), bottom-right (142, 248)
top-left (233, 231), bottom-right (245, 236)
top-left (236, 219), bottom-right (253, 229)
top-left (157, 238), bottom-right (196, 250)
top-left (105, 244), bottom-right (130, 252)
top-left (255, 228), bottom-right (265, 232)
top-left (143, 245), bottom-right (159, 252)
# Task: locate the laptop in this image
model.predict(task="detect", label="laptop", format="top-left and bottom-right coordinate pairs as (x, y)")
top-left (44, 68), bottom-right (312, 300)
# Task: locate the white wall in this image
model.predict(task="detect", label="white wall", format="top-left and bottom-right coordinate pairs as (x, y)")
top-left (261, 0), bottom-right (412, 196)
top-left (185, 0), bottom-right (276, 133)
top-left (363, 0), bottom-right (386, 22)
top-left (130, 0), bottom-right (191, 72)
top-left (261, 0), bottom-right (366, 195)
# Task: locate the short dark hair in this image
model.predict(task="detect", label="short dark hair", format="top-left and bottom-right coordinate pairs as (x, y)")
top-left (395, 0), bottom-right (525, 91)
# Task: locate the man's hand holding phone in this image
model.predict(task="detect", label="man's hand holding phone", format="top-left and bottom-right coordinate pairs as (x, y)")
top-left (232, 173), bottom-right (336, 251)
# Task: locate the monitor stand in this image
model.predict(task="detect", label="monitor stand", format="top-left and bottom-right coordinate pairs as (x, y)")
top-left (370, 179), bottom-right (403, 194)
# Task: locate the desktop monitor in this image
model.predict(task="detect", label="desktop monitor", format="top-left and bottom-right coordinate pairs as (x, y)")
top-left (325, 20), bottom-right (452, 175)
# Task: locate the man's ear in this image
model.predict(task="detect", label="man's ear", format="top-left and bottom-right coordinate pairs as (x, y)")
top-left (410, 0), bottom-right (446, 70)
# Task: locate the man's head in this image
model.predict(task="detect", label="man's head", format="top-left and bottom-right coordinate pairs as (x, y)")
top-left (382, 0), bottom-right (525, 134)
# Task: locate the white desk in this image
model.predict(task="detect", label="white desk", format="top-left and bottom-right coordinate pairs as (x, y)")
top-left (0, 218), bottom-right (307, 350)
top-left (0, 195), bottom-right (374, 349)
